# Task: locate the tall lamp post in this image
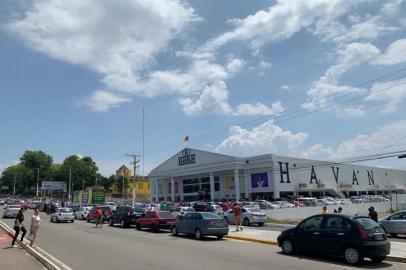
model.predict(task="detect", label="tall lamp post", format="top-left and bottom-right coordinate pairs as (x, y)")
top-left (35, 168), bottom-right (40, 198)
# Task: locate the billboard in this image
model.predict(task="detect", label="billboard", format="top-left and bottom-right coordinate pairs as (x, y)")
top-left (41, 181), bottom-right (67, 191)
top-left (92, 189), bottom-right (105, 204)
top-left (82, 191), bottom-right (89, 204)
top-left (251, 172), bottom-right (269, 188)
top-left (225, 176), bottom-right (234, 189)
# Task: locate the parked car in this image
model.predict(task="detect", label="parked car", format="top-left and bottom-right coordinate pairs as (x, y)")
top-left (0, 199), bottom-right (5, 205)
top-left (74, 206), bottom-right (94, 220)
top-left (136, 211), bottom-right (176, 232)
top-left (171, 212), bottom-right (229, 240)
top-left (277, 214), bottom-right (390, 265)
top-left (87, 206), bottom-right (112, 223)
top-left (50, 208), bottom-right (75, 223)
top-left (2, 205), bottom-right (21, 218)
top-left (172, 207), bottom-right (195, 217)
top-left (274, 201), bottom-right (295, 208)
top-left (109, 206), bottom-right (143, 228)
top-left (224, 207), bottom-right (267, 226)
top-left (379, 210), bottom-right (406, 237)
top-left (193, 204), bottom-right (209, 212)
top-left (208, 204), bottom-right (224, 215)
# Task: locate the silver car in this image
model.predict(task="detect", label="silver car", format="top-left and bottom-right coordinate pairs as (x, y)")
top-left (74, 206), bottom-right (94, 220)
top-left (50, 208), bottom-right (75, 223)
top-left (2, 205), bottom-right (21, 218)
top-left (379, 210), bottom-right (406, 237)
top-left (224, 207), bottom-right (267, 226)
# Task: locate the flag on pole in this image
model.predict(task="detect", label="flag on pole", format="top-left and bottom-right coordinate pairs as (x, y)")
top-left (183, 136), bottom-right (189, 145)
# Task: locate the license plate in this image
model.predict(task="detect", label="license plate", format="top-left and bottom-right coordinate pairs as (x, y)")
top-left (374, 234), bottom-right (384, 240)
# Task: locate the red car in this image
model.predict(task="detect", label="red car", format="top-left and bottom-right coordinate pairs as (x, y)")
top-left (87, 206), bottom-right (112, 222)
top-left (136, 211), bottom-right (176, 232)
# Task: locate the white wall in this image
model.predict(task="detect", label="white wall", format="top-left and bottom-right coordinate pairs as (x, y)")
top-left (264, 202), bottom-right (391, 221)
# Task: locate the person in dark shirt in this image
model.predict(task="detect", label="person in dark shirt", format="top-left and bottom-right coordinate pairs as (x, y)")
top-left (12, 206), bottom-right (27, 247)
top-left (368, 207), bottom-right (378, 222)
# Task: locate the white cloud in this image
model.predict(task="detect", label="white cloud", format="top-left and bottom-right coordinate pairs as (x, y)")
top-left (80, 90), bottom-right (131, 112)
top-left (204, 0), bottom-right (367, 53)
top-left (235, 101), bottom-right (284, 116)
top-left (373, 39), bottom-right (406, 65)
top-left (365, 77), bottom-right (406, 113)
top-left (303, 42), bottom-right (380, 110)
top-left (8, 0), bottom-right (200, 111)
top-left (335, 105), bottom-right (366, 118)
top-left (281, 85), bottom-right (290, 91)
top-left (215, 120), bottom-right (308, 156)
top-left (312, 15), bottom-right (398, 44)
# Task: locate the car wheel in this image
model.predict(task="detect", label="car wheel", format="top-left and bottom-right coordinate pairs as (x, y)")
top-left (50, 217), bottom-right (53, 223)
top-left (344, 247), bottom-right (363, 265)
top-left (243, 218), bottom-right (250, 226)
top-left (82, 215), bottom-right (85, 220)
top-left (257, 222), bottom-right (264, 227)
top-left (217, 235), bottom-right (224, 240)
top-left (195, 229), bottom-right (202, 240)
top-left (371, 256), bottom-right (386, 263)
top-left (109, 219), bottom-right (114, 227)
top-left (281, 239), bottom-right (295, 255)
top-left (136, 223), bottom-right (141, 230)
top-left (171, 226), bottom-right (178, 236)
top-left (120, 219), bottom-right (126, 228)
top-left (71, 220), bottom-right (74, 223)
top-left (151, 223), bottom-right (159, 232)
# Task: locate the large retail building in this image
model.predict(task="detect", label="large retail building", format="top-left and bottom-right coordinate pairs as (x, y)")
top-left (148, 148), bottom-right (406, 202)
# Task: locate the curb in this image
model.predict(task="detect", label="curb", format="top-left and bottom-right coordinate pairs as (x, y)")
top-left (225, 235), bottom-right (278, 245)
top-left (0, 220), bottom-right (67, 270)
top-left (225, 234), bottom-right (406, 264)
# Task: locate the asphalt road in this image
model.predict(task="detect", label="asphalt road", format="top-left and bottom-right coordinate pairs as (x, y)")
top-left (1, 209), bottom-right (405, 270)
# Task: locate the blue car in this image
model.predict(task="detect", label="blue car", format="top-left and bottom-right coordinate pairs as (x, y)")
top-left (170, 212), bottom-right (229, 240)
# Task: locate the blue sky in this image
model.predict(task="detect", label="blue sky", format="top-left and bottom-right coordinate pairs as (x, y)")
top-left (1, 0), bottom-right (406, 176)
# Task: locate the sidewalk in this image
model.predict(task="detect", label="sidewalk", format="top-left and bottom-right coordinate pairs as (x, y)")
top-left (226, 227), bottom-right (406, 263)
top-left (0, 229), bottom-right (46, 270)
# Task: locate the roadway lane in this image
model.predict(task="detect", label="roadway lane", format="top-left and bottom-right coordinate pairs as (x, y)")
top-left (1, 209), bottom-right (405, 270)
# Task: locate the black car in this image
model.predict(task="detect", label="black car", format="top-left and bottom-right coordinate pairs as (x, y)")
top-left (277, 214), bottom-right (390, 265)
top-left (109, 206), bottom-right (144, 228)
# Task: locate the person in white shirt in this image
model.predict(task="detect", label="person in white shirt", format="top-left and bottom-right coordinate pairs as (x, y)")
top-left (29, 208), bottom-right (41, 247)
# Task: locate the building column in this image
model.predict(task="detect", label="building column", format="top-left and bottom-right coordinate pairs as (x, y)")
top-left (155, 179), bottom-right (159, 202)
top-left (244, 169), bottom-right (249, 200)
top-left (149, 179), bottom-right (154, 202)
top-left (234, 169), bottom-right (240, 201)
top-left (171, 177), bottom-right (175, 201)
top-left (210, 172), bottom-right (215, 201)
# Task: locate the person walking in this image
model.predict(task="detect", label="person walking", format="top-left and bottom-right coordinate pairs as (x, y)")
top-left (233, 203), bottom-right (243, 231)
top-left (321, 206), bottom-right (328, 214)
top-left (95, 208), bottom-right (103, 228)
top-left (28, 208), bottom-right (41, 247)
top-left (337, 207), bottom-right (343, 214)
top-left (368, 207), bottom-right (378, 222)
top-left (12, 206), bottom-right (27, 247)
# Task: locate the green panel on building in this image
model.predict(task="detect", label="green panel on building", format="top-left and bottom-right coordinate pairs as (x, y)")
top-left (92, 189), bottom-right (105, 204)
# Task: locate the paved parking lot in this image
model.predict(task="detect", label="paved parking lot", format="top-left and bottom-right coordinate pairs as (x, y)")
top-left (1, 209), bottom-right (405, 270)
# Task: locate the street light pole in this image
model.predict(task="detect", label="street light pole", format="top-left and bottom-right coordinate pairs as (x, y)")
top-left (13, 173), bottom-right (17, 197)
top-left (122, 175), bottom-right (124, 199)
top-left (35, 168), bottom-right (40, 197)
top-left (68, 168), bottom-right (72, 203)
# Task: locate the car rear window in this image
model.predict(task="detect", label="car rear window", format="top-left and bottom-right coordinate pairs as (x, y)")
top-left (9, 205), bottom-right (21, 209)
top-left (158, 211), bottom-right (174, 218)
top-left (355, 218), bottom-right (379, 229)
top-left (60, 208), bottom-right (73, 213)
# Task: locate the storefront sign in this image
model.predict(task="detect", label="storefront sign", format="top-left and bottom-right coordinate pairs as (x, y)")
top-left (82, 191), bottom-right (89, 204)
top-left (41, 181), bottom-right (67, 191)
top-left (92, 189), bottom-right (105, 204)
top-left (178, 148), bottom-right (196, 166)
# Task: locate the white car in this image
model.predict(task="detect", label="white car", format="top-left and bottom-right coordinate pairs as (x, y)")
top-left (208, 204), bottom-right (224, 215)
top-left (224, 208), bottom-right (267, 226)
top-left (274, 201), bottom-right (295, 208)
top-left (50, 208), bottom-right (75, 223)
top-left (2, 205), bottom-right (21, 218)
top-left (74, 206), bottom-right (94, 220)
top-left (172, 207), bottom-right (195, 217)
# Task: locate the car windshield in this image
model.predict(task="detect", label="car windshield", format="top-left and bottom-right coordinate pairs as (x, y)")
top-left (59, 208), bottom-right (73, 213)
top-left (158, 211), bottom-right (174, 218)
top-left (246, 208), bottom-right (260, 212)
top-left (355, 217), bottom-right (379, 229)
top-left (201, 212), bottom-right (221, 219)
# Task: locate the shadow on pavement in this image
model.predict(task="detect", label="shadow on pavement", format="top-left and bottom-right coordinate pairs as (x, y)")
top-left (276, 251), bottom-right (395, 269)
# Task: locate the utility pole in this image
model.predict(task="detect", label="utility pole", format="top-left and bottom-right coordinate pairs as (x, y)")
top-left (82, 179), bottom-right (85, 190)
top-left (35, 168), bottom-right (40, 197)
top-left (122, 175), bottom-right (125, 199)
top-left (126, 154), bottom-right (140, 208)
top-left (68, 168), bottom-right (72, 203)
top-left (13, 173), bottom-right (17, 197)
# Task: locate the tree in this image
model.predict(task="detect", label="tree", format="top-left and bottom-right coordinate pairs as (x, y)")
top-left (60, 155), bottom-right (99, 191)
top-left (20, 150), bottom-right (53, 189)
top-left (1, 164), bottom-right (31, 194)
top-left (114, 175), bottom-right (129, 195)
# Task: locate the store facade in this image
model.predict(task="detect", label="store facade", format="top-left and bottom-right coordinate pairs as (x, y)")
top-left (149, 148), bottom-right (406, 202)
